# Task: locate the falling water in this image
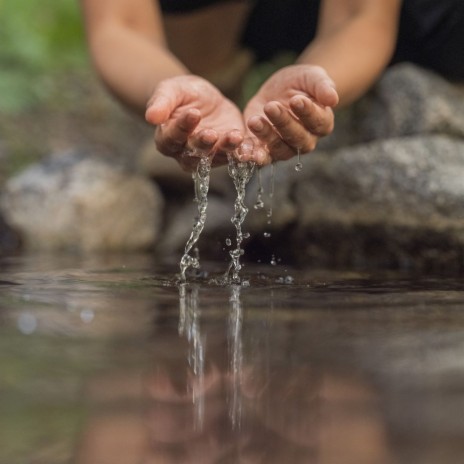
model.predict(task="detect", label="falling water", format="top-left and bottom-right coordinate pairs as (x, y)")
top-left (179, 156), bottom-right (212, 281)
top-left (254, 168), bottom-right (264, 210)
top-left (224, 154), bottom-right (255, 284)
top-left (295, 147), bottom-right (303, 172)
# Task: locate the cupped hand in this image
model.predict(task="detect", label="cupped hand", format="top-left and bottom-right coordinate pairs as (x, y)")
top-left (243, 65), bottom-right (339, 164)
top-left (145, 75), bottom-right (246, 170)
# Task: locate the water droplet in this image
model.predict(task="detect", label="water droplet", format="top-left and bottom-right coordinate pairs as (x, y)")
top-left (254, 169), bottom-right (265, 209)
top-left (263, 232), bottom-right (271, 238)
top-left (285, 276), bottom-right (294, 284)
top-left (295, 147), bottom-right (303, 172)
top-left (254, 199), bottom-right (264, 209)
top-left (226, 238), bottom-right (232, 246)
top-left (270, 254), bottom-right (277, 266)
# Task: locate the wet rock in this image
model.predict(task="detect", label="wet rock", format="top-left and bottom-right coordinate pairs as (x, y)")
top-left (0, 151), bottom-right (163, 252)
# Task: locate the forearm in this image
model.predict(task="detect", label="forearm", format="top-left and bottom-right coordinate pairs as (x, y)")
top-left (298, 2), bottom-right (400, 106)
top-left (87, 21), bottom-right (188, 116)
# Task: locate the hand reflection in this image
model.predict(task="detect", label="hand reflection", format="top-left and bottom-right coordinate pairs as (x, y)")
top-left (240, 366), bottom-right (390, 464)
top-left (77, 288), bottom-right (391, 464)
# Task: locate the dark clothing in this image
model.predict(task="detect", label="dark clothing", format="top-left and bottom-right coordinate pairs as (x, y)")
top-left (159, 0), bottom-right (464, 79)
top-left (394, 0), bottom-right (464, 78)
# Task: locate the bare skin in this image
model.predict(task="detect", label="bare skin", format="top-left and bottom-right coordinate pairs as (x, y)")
top-left (79, 0), bottom-right (401, 168)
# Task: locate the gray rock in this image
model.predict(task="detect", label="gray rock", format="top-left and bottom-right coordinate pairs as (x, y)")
top-left (243, 134), bottom-right (464, 270)
top-left (0, 151), bottom-right (164, 252)
top-left (320, 63), bottom-right (464, 150)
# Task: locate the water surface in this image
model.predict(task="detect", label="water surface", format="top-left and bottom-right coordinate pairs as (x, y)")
top-left (1, 254), bottom-right (464, 463)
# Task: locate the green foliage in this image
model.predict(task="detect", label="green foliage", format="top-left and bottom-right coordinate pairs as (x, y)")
top-left (0, 0), bottom-right (88, 113)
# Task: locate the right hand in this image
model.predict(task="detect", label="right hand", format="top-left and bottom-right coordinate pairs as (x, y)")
top-left (145, 75), bottom-right (246, 170)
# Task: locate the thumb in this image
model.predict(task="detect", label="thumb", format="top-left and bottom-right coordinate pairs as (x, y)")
top-left (145, 94), bottom-right (175, 125)
top-left (302, 66), bottom-right (339, 107)
top-left (314, 79), bottom-right (339, 107)
top-left (145, 79), bottom-right (186, 125)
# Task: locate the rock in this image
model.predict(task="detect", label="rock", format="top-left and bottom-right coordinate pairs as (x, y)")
top-left (243, 134), bottom-right (464, 270)
top-left (0, 151), bottom-right (164, 252)
top-left (320, 63), bottom-right (464, 150)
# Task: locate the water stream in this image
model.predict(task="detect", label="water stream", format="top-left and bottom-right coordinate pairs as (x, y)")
top-left (179, 156), bottom-right (212, 281)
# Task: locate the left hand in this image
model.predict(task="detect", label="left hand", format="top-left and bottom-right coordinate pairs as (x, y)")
top-left (243, 64), bottom-right (339, 164)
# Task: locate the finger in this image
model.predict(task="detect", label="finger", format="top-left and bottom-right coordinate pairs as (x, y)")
top-left (216, 129), bottom-right (244, 153)
top-left (154, 108), bottom-right (201, 156)
top-left (189, 128), bottom-right (218, 154)
top-left (247, 115), bottom-right (293, 162)
top-left (264, 101), bottom-right (317, 153)
top-left (145, 78), bottom-right (190, 125)
top-left (208, 130), bottom-right (244, 167)
top-left (290, 95), bottom-right (334, 137)
top-left (301, 66), bottom-right (339, 107)
top-left (241, 136), bottom-right (270, 165)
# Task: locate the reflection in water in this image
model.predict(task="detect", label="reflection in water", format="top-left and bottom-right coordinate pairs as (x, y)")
top-left (6, 256), bottom-right (464, 463)
top-left (228, 284), bottom-right (243, 429)
top-left (76, 283), bottom-right (391, 464)
top-left (178, 283), bottom-right (205, 430)
top-left (178, 283), bottom-right (244, 430)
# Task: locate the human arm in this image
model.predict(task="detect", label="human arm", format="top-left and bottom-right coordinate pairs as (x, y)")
top-left (79, 0), bottom-right (245, 167)
top-left (244, 0), bottom-right (402, 164)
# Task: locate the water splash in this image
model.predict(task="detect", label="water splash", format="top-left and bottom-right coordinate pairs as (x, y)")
top-left (178, 283), bottom-right (205, 430)
top-left (224, 153), bottom-right (255, 284)
top-left (228, 284), bottom-right (243, 429)
top-left (295, 147), bottom-right (303, 172)
top-left (179, 156), bottom-right (212, 281)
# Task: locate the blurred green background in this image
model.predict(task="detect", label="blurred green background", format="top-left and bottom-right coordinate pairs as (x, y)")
top-left (0, 0), bottom-right (150, 183)
top-left (0, 0), bottom-right (87, 113)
